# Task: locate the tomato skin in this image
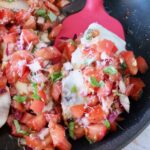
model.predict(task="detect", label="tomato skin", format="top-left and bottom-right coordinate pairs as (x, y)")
top-left (136, 56), bottom-right (149, 74)
top-left (18, 69), bottom-right (30, 83)
top-left (51, 81), bottom-right (61, 102)
top-left (22, 29), bottom-right (39, 44)
top-left (49, 122), bottom-right (71, 150)
top-left (35, 47), bottom-right (62, 61)
top-left (30, 100), bottom-right (45, 114)
top-left (70, 104), bottom-right (85, 119)
top-left (74, 124), bottom-right (85, 139)
top-left (26, 114), bottom-right (47, 131)
top-left (129, 77), bottom-right (145, 100)
top-left (86, 105), bottom-right (106, 124)
top-left (120, 51), bottom-right (138, 75)
top-left (85, 124), bottom-right (107, 142)
top-left (49, 24), bottom-right (62, 39)
top-left (38, 90), bottom-right (47, 103)
top-left (98, 39), bottom-right (118, 55)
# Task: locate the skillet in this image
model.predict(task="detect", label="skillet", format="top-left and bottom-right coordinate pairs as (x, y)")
top-left (0, 0), bottom-right (150, 150)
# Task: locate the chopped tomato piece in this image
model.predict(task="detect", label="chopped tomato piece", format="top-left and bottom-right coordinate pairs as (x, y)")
top-left (86, 105), bottom-right (106, 124)
top-left (120, 51), bottom-right (138, 75)
top-left (74, 124), bottom-right (85, 139)
top-left (19, 69), bottom-right (30, 83)
top-left (11, 101), bottom-right (25, 112)
top-left (26, 114), bottom-right (47, 131)
top-left (30, 100), bottom-right (45, 114)
top-left (85, 124), bottom-right (107, 142)
top-left (3, 33), bottom-right (17, 43)
top-left (70, 104), bottom-right (85, 119)
top-left (137, 56), bottom-right (149, 74)
top-left (38, 90), bottom-right (47, 103)
top-left (22, 29), bottom-right (39, 44)
top-left (129, 77), bottom-right (145, 100)
top-left (49, 24), bottom-right (62, 39)
top-left (51, 81), bottom-right (61, 102)
top-left (35, 47), bottom-right (61, 61)
top-left (23, 16), bottom-right (36, 30)
top-left (0, 76), bottom-right (7, 88)
top-left (49, 122), bottom-right (71, 150)
top-left (98, 39), bottom-right (118, 55)
top-left (20, 113), bottom-right (34, 124)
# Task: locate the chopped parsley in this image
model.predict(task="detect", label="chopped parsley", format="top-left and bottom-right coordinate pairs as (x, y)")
top-left (104, 119), bottom-right (111, 129)
top-left (90, 77), bottom-right (105, 88)
top-left (50, 72), bottom-right (63, 82)
top-left (7, 0), bottom-right (14, 2)
top-left (35, 9), bottom-right (47, 17)
top-left (69, 121), bottom-right (75, 139)
top-left (13, 95), bottom-right (27, 103)
top-left (103, 66), bottom-right (118, 75)
top-left (14, 120), bottom-right (29, 135)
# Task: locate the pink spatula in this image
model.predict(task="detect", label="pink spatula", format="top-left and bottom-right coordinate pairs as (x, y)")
top-left (55, 0), bottom-right (125, 46)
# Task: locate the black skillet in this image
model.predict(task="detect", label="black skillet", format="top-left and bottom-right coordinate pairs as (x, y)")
top-left (0, 0), bottom-right (150, 150)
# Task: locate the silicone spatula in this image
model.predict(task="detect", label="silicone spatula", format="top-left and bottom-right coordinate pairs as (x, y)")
top-left (55, 0), bottom-right (125, 45)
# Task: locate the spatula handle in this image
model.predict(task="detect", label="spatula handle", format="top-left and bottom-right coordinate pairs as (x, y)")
top-left (85, 0), bottom-right (104, 11)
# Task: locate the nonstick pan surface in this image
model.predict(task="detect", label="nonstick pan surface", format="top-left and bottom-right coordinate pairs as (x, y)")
top-left (0, 0), bottom-right (150, 150)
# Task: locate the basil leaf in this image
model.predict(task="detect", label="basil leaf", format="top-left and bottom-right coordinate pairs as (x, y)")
top-left (32, 83), bottom-right (41, 100)
top-left (14, 120), bottom-right (29, 135)
top-left (104, 119), bottom-right (110, 129)
top-left (71, 85), bottom-right (77, 93)
top-left (103, 66), bottom-right (118, 75)
top-left (50, 72), bottom-right (63, 82)
top-left (90, 77), bottom-right (100, 87)
top-left (36, 9), bottom-right (46, 17)
top-left (69, 121), bottom-right (75, 139)
top-left (48, 11), bottom-right (57, 22)
top-left (13, 95), bottom-right (27, 103)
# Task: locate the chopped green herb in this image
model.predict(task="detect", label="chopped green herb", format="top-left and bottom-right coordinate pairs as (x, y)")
top-left (103, 66), bottom-right (118, 75)
top-left (48, 11), bottom-right (57, 22)
top-left (14, 120), bottom-right (29, 135)
top-left (90, 77), bottom-right (100, 87)
top-left (104, 119), bottom-right (110, 129)
top-left (31, 47), bottom-right (36, 53)
top-left (13, 95), bottom-right (27, 103)
top-left (50, 72), bottom-right (63, 82)
top-left (99, 81), bottom-right (105, 87)
top-left (69, 121), bottom-right (75, 139)
top-left (36, 9), bottom-right (46, 17)
top-left (32, 83), bottom-right (41, 100)
top-left (71, 85), bottom-right (77, 93)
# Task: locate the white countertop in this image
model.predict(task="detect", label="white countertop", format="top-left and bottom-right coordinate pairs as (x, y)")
top-left (123, 125), bottom-right (150, 150)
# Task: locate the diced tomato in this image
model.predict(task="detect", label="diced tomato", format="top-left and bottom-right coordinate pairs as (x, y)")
top-left (0, 8), bottom-right (14, 24)
top-left (3, 33), bottom-right (17, 43)
top-left (85, 124), bottom-right (107, 142)
top-left (20, 113), bottom-right (34, 124)
top-left (26, 114), bottom-right (47, 131)
top-left (11, 100), bottom-right (25, 112)
top-left (70, 104), bottom-right (85, 119)
top-left (30, 100), bottom-right (45, 114)
top-left (86, 105), bottom-right (106, 124)
top-left (19, 69), bottom-right (30, 83)
top-left (48, 63), bottom-right (62, 74)
top-left (137, 56), bottom-right (149, 74)
top-left (74, 124), bottom-right (85, 139)
top-left (51, 81), bottom-right (61, 102)
top-left (110, 122), bottom-right (117, 132)
top-left (129, 77), bottom-right (145, 100)
top-left (63, 40), bottom-right (76, 61)
top-left (0, 76), bottom-right (7, 88)
top-left (25, 134), bottom-right (54, 150)
top-left (22, 29), bottom-right (39, 44)
top-left (35, 47), bottom-right (62, 61)
top-left (98, 39), bottom-right (118, 55)
top-left (120, 51), bottom-right (138, 75)
top-left (49, 122), bottom-right (71, 150)
top-left (23, 16), bottom-right (36, 30)
top-left (0, 25), bottom-right (8, 42)
top-left (38, 90), bottom-right (47, 103)
top-left (49, 24), bottom-right (62, 39)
